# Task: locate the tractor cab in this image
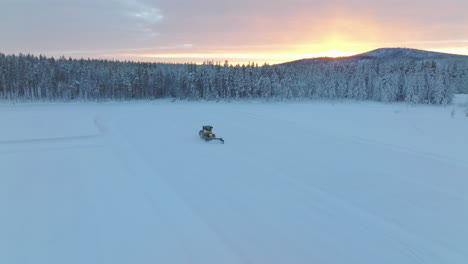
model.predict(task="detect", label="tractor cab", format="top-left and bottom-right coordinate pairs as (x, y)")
top-left (202, 125), bottom-right (213, 133)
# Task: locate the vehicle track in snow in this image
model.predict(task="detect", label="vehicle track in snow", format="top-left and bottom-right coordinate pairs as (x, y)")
top-left (97, 116), bottom-right (247, 264)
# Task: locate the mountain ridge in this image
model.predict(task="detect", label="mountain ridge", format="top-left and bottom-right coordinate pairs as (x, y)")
top-left (280, 48), bottom-right (468, 66)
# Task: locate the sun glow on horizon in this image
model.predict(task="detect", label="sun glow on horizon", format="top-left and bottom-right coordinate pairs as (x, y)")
top-left (116, 30), bottom-right (373, 64)
top-left (117, 49), bottom-right (360, 64)
top-left (302, 49), bottom-right (358, 58)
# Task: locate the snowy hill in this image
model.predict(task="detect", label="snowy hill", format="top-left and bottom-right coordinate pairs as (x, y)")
top-left (282, 48), bottom-right (468, 65)
top-left (1, 97), bottom-right (468, 264)
top-left (355, 47), bottom-right (468, 60)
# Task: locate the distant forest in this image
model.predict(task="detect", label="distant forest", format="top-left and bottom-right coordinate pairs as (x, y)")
top-left (0, 52), bottom-right (467, 104)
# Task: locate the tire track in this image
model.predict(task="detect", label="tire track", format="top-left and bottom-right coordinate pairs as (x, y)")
top-left (0, 134), bottom-right (101, 145)
top-left (0, 118), bottom-right (104, 145)
top-left (99, 117), bottom-right (247, 264)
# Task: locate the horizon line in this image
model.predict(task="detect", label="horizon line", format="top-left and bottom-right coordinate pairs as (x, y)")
top-left (1, 47), bottom-right (468, 65)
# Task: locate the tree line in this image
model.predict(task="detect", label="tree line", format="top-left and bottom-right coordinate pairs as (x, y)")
top-left (0, 52), bottom-right (466, 104)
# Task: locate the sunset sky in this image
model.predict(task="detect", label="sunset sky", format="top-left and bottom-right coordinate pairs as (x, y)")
top-left (1, 0), bottom-right (467, 64)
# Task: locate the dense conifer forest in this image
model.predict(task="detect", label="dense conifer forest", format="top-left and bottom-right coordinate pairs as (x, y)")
top-left (0, 52), bottom-right (466, 104)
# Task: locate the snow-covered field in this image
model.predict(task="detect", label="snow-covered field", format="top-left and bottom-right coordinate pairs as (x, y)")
top-left (1, 97), bottom-right (468, 264)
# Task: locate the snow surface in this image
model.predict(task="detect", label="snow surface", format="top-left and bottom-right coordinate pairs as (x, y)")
top-left (1, 98), bottom-right (468, 264)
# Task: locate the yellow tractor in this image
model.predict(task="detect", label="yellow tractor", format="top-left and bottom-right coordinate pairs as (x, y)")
top-left (199, 125), bottom-right (224, 144)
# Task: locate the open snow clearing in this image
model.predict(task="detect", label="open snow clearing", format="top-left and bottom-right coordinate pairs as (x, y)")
top-left (1, 99), bottom-right (468, 264)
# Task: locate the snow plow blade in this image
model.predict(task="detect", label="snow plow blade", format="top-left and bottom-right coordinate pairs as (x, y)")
top-left (207, 137), bottom-right (224, 144)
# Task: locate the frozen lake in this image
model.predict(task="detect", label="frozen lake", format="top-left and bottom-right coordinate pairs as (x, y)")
top-left (1, 98), bottom-right (468, 264)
